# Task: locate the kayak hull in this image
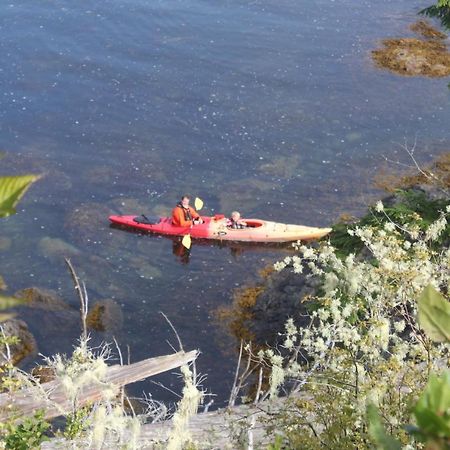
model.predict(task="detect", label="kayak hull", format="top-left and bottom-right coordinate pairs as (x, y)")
top-left (109, 215), bottom-right (332, 243)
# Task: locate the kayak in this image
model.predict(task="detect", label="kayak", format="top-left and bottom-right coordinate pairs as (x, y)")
top-left (109, 214), bottom-right (332, 243)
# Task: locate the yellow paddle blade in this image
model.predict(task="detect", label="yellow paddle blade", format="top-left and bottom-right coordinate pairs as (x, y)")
top-left (194, 197), bottom-right (204, 211)
top-left (181, 234), bottom-right (192, 250)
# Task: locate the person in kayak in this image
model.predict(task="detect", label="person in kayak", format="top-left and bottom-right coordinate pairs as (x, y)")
top-left (172, 195), bottom-right (203, 227)
top-left (226, 211), bottom-right (247, 229)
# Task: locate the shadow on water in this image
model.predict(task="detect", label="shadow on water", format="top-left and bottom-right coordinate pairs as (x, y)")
top-left (109, 223), bottom-right (296, 265)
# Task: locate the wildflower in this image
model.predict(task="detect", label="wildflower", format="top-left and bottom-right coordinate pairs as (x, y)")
top-left (384, 222), bottom-right (396, 232)
top-left (374, 201), bottom-right (384, 212)
top-left (394, 320), bottom-right (405, 333)
top-left (425, 215), bottom-right (447, 241)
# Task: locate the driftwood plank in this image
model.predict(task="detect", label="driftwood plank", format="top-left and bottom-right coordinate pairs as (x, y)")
top-left (0, 350), bottom-right (197, 422)
top-left (42, 396), bottom-right (293, 449)
top-left (133, 396), bottom-right (288, 449)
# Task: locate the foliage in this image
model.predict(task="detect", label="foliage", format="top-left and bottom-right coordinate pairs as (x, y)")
top-left (330, 189), bottom-right (449, 257)
top-left (366, 282), bottom-right (450, 450)
top-left (367, 404), bottom-right (402, 450)
top-left (267, 434), bottom-right (285, 450)
top-left (63, 406), bottom-right (90, 440)
top-left (0, 173), bottom-right (40, 320)
top-left (2, 410), bottom-right (50, 450)
top-left (0, 175), bottom-right (41, 218)
top-left (410, 371), bottom-right (450, 446)
top-left (418, 284), bottom-right (450, 342)
top-left (166, 364), bottom-right (203, 450)
top-left (262, 200), bottom-right (450, 448)
top-left (420, 4), bottom-right (450, 30)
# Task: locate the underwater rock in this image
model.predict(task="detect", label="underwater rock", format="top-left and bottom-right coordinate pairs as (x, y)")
top-left (218, 178), bottom-right (276, 214)
top-left (0, 319), bottom-right (37, 365)
top-left (0, 237), bottom-right (12, 251)
top-left (129, 256), bottom-right (162, 279)
top-left (247, 269), bottom-right (320, 345)
top-left (38, 237), bottom-right (81, 262)
top-left (257, 155), bottom-right (301, 179)
top-left (15, 287), bottom-right (72, 311)
top-left (50, 169), bottom-right (73, 191)
top-left (84, 166), bottom-right (117, 185)
top-left (345, 132), bottom-right (362, 143)
top-left (150, 203), bottom-right (172, 217)
top-left (218, 266), bottom-right (320, 347)
top-left (64, 202), bottom-right (115, 248)
top-left (71, 254), bottom-right (127, 298)
top-left (109, 197), bottom-right (150, 215)
top-left (86, 299), bottom-right (123, 333)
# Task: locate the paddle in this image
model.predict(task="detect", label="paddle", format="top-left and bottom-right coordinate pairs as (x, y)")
top-left (181, 197), bottom-right (204, 249)
top-left (194, 197), bottom-right (204, 211)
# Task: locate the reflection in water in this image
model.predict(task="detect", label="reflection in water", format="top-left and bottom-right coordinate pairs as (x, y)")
top-left (110, 223), bottom-right (295, 266)
top-left (172, 238), bottom-right (190, 265)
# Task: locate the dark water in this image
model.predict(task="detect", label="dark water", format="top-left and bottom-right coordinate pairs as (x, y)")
top-left (1, 0), bottom-right (449, 408)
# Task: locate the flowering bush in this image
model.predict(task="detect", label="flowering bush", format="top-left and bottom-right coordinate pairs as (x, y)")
top-left (265, 200), bottom-right (450, 447)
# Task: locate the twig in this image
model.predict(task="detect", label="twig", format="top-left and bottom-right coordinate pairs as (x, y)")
top-left (229, 340), bottom-right (244, 407)
top-left (160, 311), bottom-right (183, 352)
top-left (65, 259), bottom-right (88, 341)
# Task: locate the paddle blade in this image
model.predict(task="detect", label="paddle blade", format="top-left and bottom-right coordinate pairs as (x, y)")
top-left (181, 234), bottom-right (192, 250)
top-left (194, 197), bottom-right (204, 211)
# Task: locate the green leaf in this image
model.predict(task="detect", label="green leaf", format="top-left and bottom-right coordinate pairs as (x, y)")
top-left (414, 372), bottom-right (450, 439)
top-left (0, 174), bottom-right (41, 218)
top-left (367, 404), bottom-right (402, 450)
top-left (418, 285), bottom-right (450, 343)
top-left (0, 295), bottom-right (27, 310)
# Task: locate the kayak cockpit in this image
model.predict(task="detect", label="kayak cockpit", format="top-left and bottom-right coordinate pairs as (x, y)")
top-left (133, 215), bottom-right (161, 225)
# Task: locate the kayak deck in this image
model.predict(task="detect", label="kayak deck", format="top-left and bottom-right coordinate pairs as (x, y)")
top-left (109, 214), bottom-right (332, 243)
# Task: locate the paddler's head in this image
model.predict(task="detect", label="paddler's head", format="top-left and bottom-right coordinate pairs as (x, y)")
top-left (231, 211), bottom-right (241, 221)
top-left (180, 195), bottom-right (191, 208)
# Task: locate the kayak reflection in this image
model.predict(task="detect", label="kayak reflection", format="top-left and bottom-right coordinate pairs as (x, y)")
top-left (109, 222), bottom-right (296, 265)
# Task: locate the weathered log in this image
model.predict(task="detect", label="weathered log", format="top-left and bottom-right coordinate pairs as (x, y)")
top-left (0, 350), bottom-right (197, 422)
top-left (135, 398), bottom-right (285, 449)
top-left (42, 395), bottom-right (294, 449)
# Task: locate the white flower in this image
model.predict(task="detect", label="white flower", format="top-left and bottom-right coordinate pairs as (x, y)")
top-left (342, 304), bottom-right (353, 318)
top-left (425, 215), bottom-right (447, 242)
top-left (384, 222), bottom-right (396, 232)
top-left (375, 201), bottom-right (384, 212)
top-left (302, 247), bottom-right (315, 259)
top-left (394, 320), bottom-right (405, 333)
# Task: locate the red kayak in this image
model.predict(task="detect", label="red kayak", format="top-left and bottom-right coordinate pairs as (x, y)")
top-left (109, 214), bottom-right (332, 243)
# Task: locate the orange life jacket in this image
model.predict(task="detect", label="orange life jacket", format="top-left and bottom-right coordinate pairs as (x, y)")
top-left (171, 204), bottom-right (200, 227)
